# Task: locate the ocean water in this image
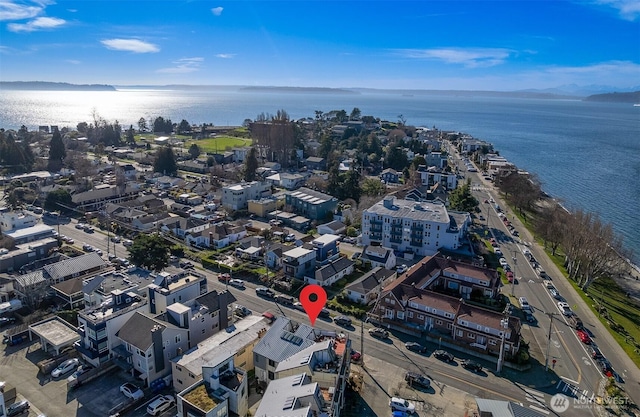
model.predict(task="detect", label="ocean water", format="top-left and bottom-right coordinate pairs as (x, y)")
top-left (1, 88), bottom-right (638, 263)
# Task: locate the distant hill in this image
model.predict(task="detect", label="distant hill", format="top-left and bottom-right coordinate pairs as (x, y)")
top-left (0, 81), bottom-right (116, 91)
top-left (239, 86), bottom-right (358, 94)
top-left (583, 91), bottom-right (640, 103)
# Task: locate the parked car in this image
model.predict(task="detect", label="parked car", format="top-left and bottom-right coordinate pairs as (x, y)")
top-left (67, 365), bottom-right (93, 382)
top-left (577, 329), bottom-right (592, 344)
top-left (293, 302), bottom-right (306, 312)
top-left (404, 371), bottom-right (431, 389)
top-left (218, 273), bottom-right (231, 282)
top-left (229, 279), bottom-right (245, 289)
top-left (499, 257), bottom-right (508, 267)
top-left (0, 317), bottom-right (16, 327)
top-left (319, 307), bottom-right (330, 318)
top-left (75, 223), bottom-right (86, 229)
top-left (461, 359), bottom-right (483, 372)
top-left (6, 400), bottom-right (30, 416)
top-left (389, 397), bottom-right (416, 414)
top-left (146, 395), bottom-right (175, 416)
top-left (122, 239), bottom-right (133, 247)
top-left (506, 271), bottom-right (514, 283)
top-left (494, 247), bottom-right (502, 255)
top-left (334, 316), bottom-right (352, 327)
top-left (396, 264), bottom-right (408, 274)
top-left (543, 280), bottom-right (554, 289)
top-left (524, 312), bottom-right (536, 324)
top-left (234, 305), bottom-right (252, 317)
top-left (404, 342), bottom-right (427, 353)
top-left (368, 327), bottom-right (389, 339)
top-left (255, 287), bottom-right (275, 298)
top-left (350, 350), bottom-right (362, 362)
top-left (587, 345), bottom-right (603, 359)
top-left (518, 297), bottom-right (531, 312)
top-left (275, 294), bottom-right (294, 306)
top-left (433, 349), bottom-right (455, 362)
top-left (558, 301), bottom-right (573, 316)
top-left (120, 382), bottom-right (144, 400)
top-left (51, 358), bottom-right (79, 378)
top-left (284, 233), bottom-right (296, 242)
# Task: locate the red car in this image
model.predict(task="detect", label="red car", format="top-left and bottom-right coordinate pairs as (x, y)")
top-left (506, 271), bottom-right (514, 283)
top-left (218, 273), bottom-right (231, 282)
top-left (577, 329), bottom-right (591, 344)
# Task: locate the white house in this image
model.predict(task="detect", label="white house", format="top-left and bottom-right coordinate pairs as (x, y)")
top-left (360, 245), bottom-right (397, 270)
top-left (221, 181), bottom-right (271, 210)
top-left (345, 267), bottom-right (396, 305)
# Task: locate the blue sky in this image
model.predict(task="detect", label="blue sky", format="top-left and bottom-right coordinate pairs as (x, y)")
top-left (1, 0), bottom-right (639, 90)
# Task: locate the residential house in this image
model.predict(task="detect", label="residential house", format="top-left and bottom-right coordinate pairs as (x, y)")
top-left (272, 172), bottom-right (307, 190)
top-left (417, 166), bottom-right (458, 191)
top-left (154, 176), bottom-right (183, 190)
top-left (120, 164), bottom-right (138, 180)
top-left (360, 245), bottom-right (397, 270)
top-left (282, 247), bottom-right (315, 279)
top-left (147, 271), bottom-right (209, 315)
top-left (221, 181), bottom-right (271, 211)
top-left (253, 317), bottom-right (318, 382)
top-left (265, 243), bottom-right (286, 270)
top-left (475, 398), bottom-right (547, 417)
top-left (458, 138), bottom-right (490, 154)
top-left (0, 238), bottom-right (58, 274)
top-left (232, 147), bottom-right (248, 163)
top-left (285, 187), bottom-right (338, 221)
top-left (3, 224), bottom-right (55, 245)
top-left (380, 168), bottom-right (400, 184)
top-left (51, 277), bottom-right (85, 309)
top-left (248, 198), bottom-right (277, 218)
top-left (254, 373), bottom-right (326, 417)
top-left (310, 234), bottom-right (340, 265)
top-left (185, 223), bottom-right (246, 249)
top-left (75, 290), bottom-right (149, 367)
top-left (345, 267), bottom-right (396, 305)
top-left (305, 156), bottom-right (326, 171)
top-left (361, 196), bottom-right (470, 257)
top-left (178, 160), bottom-right (208, 174)
top-left (424, 152), bottom-right (447, 169)
top-left (316, 220), bottom-right (346, 236)
top-left (116, 312), bottom-right (190, 387)
top-left (131, 212), bottom-right (172, 232)
top-left (235, 236), bottom-right (265, 260)
top-left (0, 209), bottom-right (38, 231)
top-left (71, 184), bottom-right (140, 211)
top-left (172, 315), bottom-right (270, 393)
top-left (159, 217), bottom-right (208, 239)
top-left (306, 257), bottom-right (354, 287)
top-left (176, 354), bottom-right (247, 417)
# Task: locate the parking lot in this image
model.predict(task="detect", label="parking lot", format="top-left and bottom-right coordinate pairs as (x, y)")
top-left (0, 337), bottom-right (175, 417)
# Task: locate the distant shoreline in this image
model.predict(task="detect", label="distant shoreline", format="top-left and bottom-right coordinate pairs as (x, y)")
top-left (0, 81), bottom-right (116, 91)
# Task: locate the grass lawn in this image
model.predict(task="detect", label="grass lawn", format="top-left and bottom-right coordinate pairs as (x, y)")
top-left (185, 136), bottom-right (252, 152)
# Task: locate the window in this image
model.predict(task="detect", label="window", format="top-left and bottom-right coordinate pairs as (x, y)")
top-left (268, 371), bottom-right (275, 380)
top-left (201, 317), bottom-right (205, 322)
top-left (189, 372), bottom-right (195, 378)
top-left (436, 320), bottom-right (443, 325)
top-left (202, 329), bottom-right (206, 334)
top-left (177, 379), bottom-right (183, 385)
top-left (468, 333), bottom-right (475, 339)
top-left (175, 335), bottom-right (181, 343)
top-left (397, 311), bottom-right (404, 319)
top-left (418, 314), bottom-right (424, 320)
top-left (268, 359), bottom-right (276, 367)
top-left (408, 311), bottom-right (413, 318)
top-left (457, 330), bottom-right (463, 337)
top-left (489, 340), bottom-right (497, 346)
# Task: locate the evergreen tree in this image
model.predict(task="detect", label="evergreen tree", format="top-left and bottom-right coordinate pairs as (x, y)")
top-left (45, 188), bottom-right (73, 212)
top-left (448, 180), bottom-right (479, 213)
top-left (153, 146), bottom-right (178, 176)
top-left (243, 147), bottom-right (259, 182)
top-left (48, 127), bottom-right (66, 172)
top-left (127, 233), bottom-right (170, 271)
top-left (188, 143), bottom-right (201, 159)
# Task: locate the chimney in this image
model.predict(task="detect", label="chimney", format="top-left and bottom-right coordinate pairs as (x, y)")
top-left (382, 196), bottom-right (394, 209)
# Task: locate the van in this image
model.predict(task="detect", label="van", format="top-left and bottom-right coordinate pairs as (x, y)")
top-left (518, 297), bottom-right (531, 311)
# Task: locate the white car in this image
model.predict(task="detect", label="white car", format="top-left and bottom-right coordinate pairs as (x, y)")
top-left (120, 382), bottom-right (144, 400)
top-left (558, 301), bottom-right (573, 316)
top-left (146, 395), bottom-right (175, 415)
top-left (499, 257), bottom-right (508, 267)
top-left (390, 396), bottom-right (416, 414)
top-left (229, 279), bottom-right (245, 289)
top-left (396, 264), bottom-right (408, 274)
top-left (51, 358), bottom-right (79, 378)
top-left (293, 301), bottom-right (306, 312)
top-left (494, 247), bottom-right (502, 255)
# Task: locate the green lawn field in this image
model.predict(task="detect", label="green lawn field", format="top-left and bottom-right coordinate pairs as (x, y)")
top-left (185, 136), bottom-right (252, 152)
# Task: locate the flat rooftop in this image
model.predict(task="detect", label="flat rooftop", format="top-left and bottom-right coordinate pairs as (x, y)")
top-left (29, 316), bottom-right (79, 349)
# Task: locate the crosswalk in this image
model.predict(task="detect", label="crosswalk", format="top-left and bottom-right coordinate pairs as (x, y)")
top-left (556, 379), bottom-right (596, 403)
top-left (524, 388), bottom-right (550, 415)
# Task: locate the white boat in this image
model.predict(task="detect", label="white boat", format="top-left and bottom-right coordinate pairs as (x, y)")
top-left (634, 104), bottom-right (640, 107)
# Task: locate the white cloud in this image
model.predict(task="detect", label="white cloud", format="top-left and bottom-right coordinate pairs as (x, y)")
top-left (101, 38), bottom-right (160, 53)
top-left (7, 16), bottom-right (65, 32)
top-left (157, 57), bottom-right (204, 73)
top-left (593, 0), bottom-right (640, 20)
top-left (211, 6), bottom-right (223, 16)
top-left (0, 0), bottom-right (46, 21)
top-left (396, 47), bottom-right (513, 68)
top-left (215, 53), bottom-right (235, 59)
top-left (66, 59), bottom-right (80, 64)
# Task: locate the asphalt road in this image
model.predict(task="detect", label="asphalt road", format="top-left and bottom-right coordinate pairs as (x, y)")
top-left (451, 145), bottom-right (640, 408)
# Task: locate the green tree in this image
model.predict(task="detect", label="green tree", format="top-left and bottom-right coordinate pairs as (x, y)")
top-left (126, 125), bottom-right (135, 146)
top-left (178, 119), bottom-right (191, 134)
top-left (411, 155), bottom-right (426, 169)
top-left (243, 147), bottom-right (259, 182)
top-left (350, 107), bottom-right (361, 121)
top-left (45, 188), bottom-right (73, 212)
top-left (127, 233), bottom-right (170, 271)
top-left (48, 127), bottom-right (66, 172)
top-left (138, 117), bottom-right (148, 132)
top-left (448, 180), bottom-right (479, 213)
top-left (385, 144), bottom-right (408, 171)
top-left (188, 143), bottom-right (201, 159)
top-left (153, 146), bottom-right (178, 176)
top-left (153, 116), bottom-right (173, 134)
top-left (342, 169), bottom-right (362, 204)
top-left (362, 178), bottom-right (386, 196)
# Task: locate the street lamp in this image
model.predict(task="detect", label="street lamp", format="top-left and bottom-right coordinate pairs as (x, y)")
top-left (544, 312), bottom-right (557, 372)
top-left (511, 251), bottom-right (518, 296)
top-left (497, 317), bottom-right (509, 373)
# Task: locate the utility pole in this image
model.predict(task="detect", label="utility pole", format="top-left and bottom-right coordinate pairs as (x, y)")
top-left (360, 319), bottom-right (364, 361)
top-left (544, 312), bottom-right (557, 371)
top-left (497, 316), bottom-right (509, 373)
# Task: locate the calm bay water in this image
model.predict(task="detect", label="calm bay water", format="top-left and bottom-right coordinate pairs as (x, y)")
top-left (1, 88), bottom-right (639, 263)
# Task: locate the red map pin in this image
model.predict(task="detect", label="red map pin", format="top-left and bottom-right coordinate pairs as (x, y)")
top-left (300, 284), bottom-right (327, 326)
